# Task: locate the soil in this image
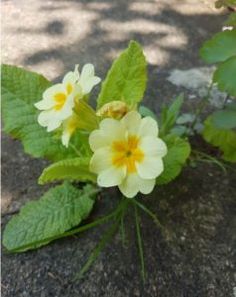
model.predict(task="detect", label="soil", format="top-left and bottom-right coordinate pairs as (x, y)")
top-left (2, 0), bottom-right (236, 296)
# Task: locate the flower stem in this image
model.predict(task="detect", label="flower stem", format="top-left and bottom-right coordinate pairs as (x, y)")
top-left (134, 204), bottom-right (146, 282)
top-left (74, 219), bottom-right (120, 280)
top-left (132, 199), bottom-right (163, 230)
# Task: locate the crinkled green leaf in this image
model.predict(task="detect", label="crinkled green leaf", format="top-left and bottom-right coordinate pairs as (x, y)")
top-left (202, 116), bottom-right (236, 162)
top-left (213, 55), bottom-right (236, 97)
top-left (160, 94), bottom-right (184, 136)
top-left (211, 109), bottom-right (236, 129)
top-left (156, 135), bottom-right (191, 185)
top-left (97, 41), bottom-right (147, 109)
top-left (3, 183), bottom-right (98, 252)
top-left (200, 30), bottom-right (236, 63)
top-left (39, 158), bottom-right (96, 185)
top-left (1, 64), bottom-right (89, 161)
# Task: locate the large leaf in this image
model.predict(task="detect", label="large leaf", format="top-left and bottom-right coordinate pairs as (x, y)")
top-left (202, 116), bottom-right (236, 162)
top-left (97, 41), bottom-right (147, 109)
top-left (200, 30), bottom-right (236, 63)
top-left (160, 94), bottom-right (184, 136)
top-left (39, 157), bottom-right (96, 184)
top-left (156, 135), bottom-right (191, 185)
top-left (213, 55), bottom-right (236, 97)
top-left (3, 183), bottom-right (98, 252)
top-left (1, 64), bottom-right (88, 161)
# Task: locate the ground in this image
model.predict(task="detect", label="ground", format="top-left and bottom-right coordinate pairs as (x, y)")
top-left (2, 0), bottom-right (236, 296)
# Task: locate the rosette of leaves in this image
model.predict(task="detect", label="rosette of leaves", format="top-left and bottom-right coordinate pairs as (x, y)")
top-left (2, 41), bottom-right (191, 279)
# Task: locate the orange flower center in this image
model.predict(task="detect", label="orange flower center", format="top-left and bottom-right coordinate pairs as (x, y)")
top-left (112, 135), bottom-right (144, 173)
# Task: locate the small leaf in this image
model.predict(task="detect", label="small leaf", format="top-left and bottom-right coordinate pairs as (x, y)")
top-left (97, 41), bottom-right (147, 109)
top-left (138, 105), bottom-right (158, 121)
top-left (176, 113), bottom-right (195, 124)
top-left (39, 158), bottom-right (96, 185)
top-left (160, 94), bottom-right (184, 136)
top-left (170, 125), bottom-right (187, 136)
top-left (213, 55), bottom-right (236, 97)
top-left (202, 116), bottom-right (236, 162)
top-left (156, 134), bottom-right (191, 185)
top-left (3, 183), bottom-right (98, 252)
top-left (211, 109), bottom-right (236, 129)
top-left (200, 30), bottom-right (236, 64)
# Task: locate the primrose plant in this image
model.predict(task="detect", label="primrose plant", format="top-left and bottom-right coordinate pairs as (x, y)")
top-left (2, 41), bottom-right (191, 279)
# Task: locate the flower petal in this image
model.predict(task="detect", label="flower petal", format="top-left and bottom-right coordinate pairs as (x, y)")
top-left (58, 94), bottom-right (74, 121)
top-left (140, 136), bottom-right (167, 157)
top-left (90, 147), bottom-right (112, 174)
top-left (89, 130), bottom-right (111, 151)
top-left (79, 64), bottom-right (101, 94)
top-left (139, 117), bottom-right (158, 137)
top-left (119, 173), bottom-right (156, 198)
top-left (99, 118), bottom-right (126, 140)
top-left (61, 114), bottom-right (78, 147)
top-left (62, 65), bottom-right (79, 85)
top-left (43, 84), bottom-right (65, 101)
top-left (121, 111), bottom-right (141, 134)
top-left (35, 84), bottom-right (65, 110)
top-left (137, 157), bottom-right (164, 179)
top-left (61, 130), bottom-right (70, 148)
top-left (34, 98), bottom-right (55, 110)
top-left (97, 166), bottom-right (126, 187)
top-left (47, 118), bottom-right (62, 132)
top-left (139, 178), bottom-right (156, 194)
top-left (118, 174), bottom-right (140, 198)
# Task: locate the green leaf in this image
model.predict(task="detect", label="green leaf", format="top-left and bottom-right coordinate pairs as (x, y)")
top-left (202, 116), bottom-right (236, 162)
top-left (3, 183), bottom-right (98, 252)
top-left (1, 64), bottom-right (87, 161)
top-left (200, 30), bottom-right (236, 63)
top-left (213, 55), bottom-right (236, 97)
top-left (97, 41), bottom-right (147, 109)
top-left (156, 134), bottom-right (191, 185)
top-left (211, 109), bottom-right (236, 129)
top-left (138, 105), bottom-right (158, 121)
top-left (160, 94), bottom-right (184, 136)
top-left (39, 157), bottom-right (96, 185)
top-left (176, 113), bottom-right (195, 124)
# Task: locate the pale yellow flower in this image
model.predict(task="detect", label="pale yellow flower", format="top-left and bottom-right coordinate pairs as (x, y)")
top-left (35, 64), bottom-right (101, 133)
top-left (89, 111), bottom-right (167, 198)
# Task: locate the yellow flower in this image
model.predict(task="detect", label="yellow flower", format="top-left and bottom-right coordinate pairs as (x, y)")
top-left (89, 111), bottom-right (167, 198)
top-left (35, 64), bottom-right (101, 132)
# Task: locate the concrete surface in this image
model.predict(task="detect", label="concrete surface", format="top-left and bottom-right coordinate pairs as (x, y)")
top-left (2, 0), bottom-right (236, 296)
